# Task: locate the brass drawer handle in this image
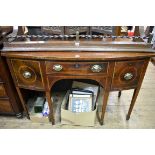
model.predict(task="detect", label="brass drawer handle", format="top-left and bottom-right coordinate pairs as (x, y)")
top-left (23, 71), bottom-right (32, 79)
top-left (124, 73), bottom-right (133, 80)
top-left (91, 64), bottom-right (103, 72)
top-left (74, 64), bottom-right (80, 68)
top-left (53, 64), bottom-right (63, 72)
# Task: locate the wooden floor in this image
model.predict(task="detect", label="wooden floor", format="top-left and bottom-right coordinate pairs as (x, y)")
top-left (1, 62), bottom-right (155, 129)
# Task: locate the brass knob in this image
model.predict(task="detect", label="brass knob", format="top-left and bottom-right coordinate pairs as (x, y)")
top-left (23, 71), bottom-right (32, 79)
top-left (124, 73), bottom-right (133, 80)
top-left (91, 64), bottom-right (103, 72)
top-left (53, 64), bottom-right (63, 72)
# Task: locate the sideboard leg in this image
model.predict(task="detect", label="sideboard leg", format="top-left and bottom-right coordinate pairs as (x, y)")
top-left (100, 62), bottom-right (115, 125)
top-left (100, 90), bottom-right (110, 125)
top-left (45, 91), bottom-right (55, 125)
top-left (118, 91), bottom-right (122, 98)
top-left (16, 87), bottom-right (30, 119)
top-left (126, 59), bottom-right (150, 120)
top-left (126, 88), bottom-right (139, 120)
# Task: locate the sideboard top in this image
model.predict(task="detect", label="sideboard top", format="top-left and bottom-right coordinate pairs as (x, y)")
top-left (1, 39), bottom-right (155, 53)
top-left (2, 38), bottom-right (155, 60)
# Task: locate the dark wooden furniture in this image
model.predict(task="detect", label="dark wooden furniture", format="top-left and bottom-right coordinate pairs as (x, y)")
top-left (41, 26), bottom-right (89, 35)
top-left (0, 55), bottom-right (23, 117)
top-left (37, 26), bottom-right (121, 36)
top-left (90, 26), bottom-right (121, 35)
top-left (41, 26), bottom-right (65, 35)
top-left (1, 37), bottom-right (155, 125)
top-left (0, 27), bottom-right (23, 117)
top-left (65, 26), bottom-right (89, 35)
top-left (133, 26), bottom-right (155, 65)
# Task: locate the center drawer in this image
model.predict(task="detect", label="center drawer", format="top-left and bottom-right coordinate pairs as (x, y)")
top-left (45, 61), bottom-right (109, 76)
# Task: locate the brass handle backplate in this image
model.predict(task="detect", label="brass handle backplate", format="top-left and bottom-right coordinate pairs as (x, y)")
top-left (124, 73), bottom-right (134, 80)
top-left (23, 71), bottom-right (32, 79)
top-left (53, 64), bottom-right (63, 72)
top-left (91, 64), bottom-right (103, 72)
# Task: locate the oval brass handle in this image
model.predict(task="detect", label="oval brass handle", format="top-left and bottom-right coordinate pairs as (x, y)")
top-left (23, 71), bottom-right (32, 79)
top-left (91, 64), bottom-right (103, 72)
top-left (53, 64), bottom-right (63, 72)
top-left (124, 73), bottom-right (134, 80)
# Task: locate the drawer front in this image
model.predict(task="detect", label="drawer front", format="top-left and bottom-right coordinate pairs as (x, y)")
top-left (0, 84), bottom-right (8, 98)
top-left (11, 59), bottom-right (44, 89)
top-left (111, 60), bottom-right (145, 90)
top-left (46, 61), bottom-right (108, 76)
top-left (0, 99), bottom-right (13, 113)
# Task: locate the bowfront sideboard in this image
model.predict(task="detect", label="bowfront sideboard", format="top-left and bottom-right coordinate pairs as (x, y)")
top-left (1, 40), bottom-right (155, 125)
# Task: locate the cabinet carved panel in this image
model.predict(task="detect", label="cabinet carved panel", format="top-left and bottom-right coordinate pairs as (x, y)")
top-left (41, 26), bottom-right (65, 35)
top-left (65, 26), bottom-right (89, 35)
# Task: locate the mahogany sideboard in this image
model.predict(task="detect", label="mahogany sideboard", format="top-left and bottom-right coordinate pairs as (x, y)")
top-left (1, 39), bottom-right (155, 125)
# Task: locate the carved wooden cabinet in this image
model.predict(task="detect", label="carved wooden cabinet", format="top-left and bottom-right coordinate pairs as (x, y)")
top-left (39, 26), bottom-right (121, 35)
top-left (65, 26), bottom-right (89, 35)
top-left (41, 26), bottom-right (65, 35)
top-left (41, 26), bottom-right (89, 35)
